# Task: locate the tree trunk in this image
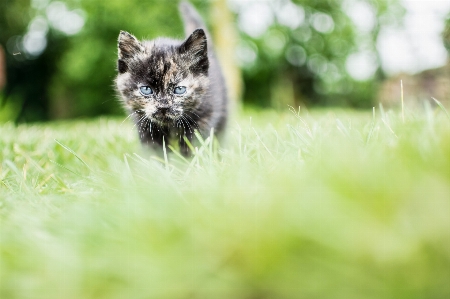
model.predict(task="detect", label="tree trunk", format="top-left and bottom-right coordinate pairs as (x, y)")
top-left (209, 0), bottom-right (243, 110)
top-left (0, 45), bottom-right (6, 91)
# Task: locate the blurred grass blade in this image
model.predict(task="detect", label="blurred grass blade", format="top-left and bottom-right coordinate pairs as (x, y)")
top-left (162, 136), bottom-right (169, 171)
top-left (336, 119), bottom-right (350, 137)
top-left (168, 145), bottom-right (190, 164)
top-left (49, 160), bottom-right (84, 178)
top-left (4, 159), bottom-right (20, 176)
top-left (54, 139), bottom-right (91, 171)
top-left (252, 127), bottom-right (274, 158)
top-left (183, 136), bottom-right (195, 153)
top-left (432, 97), bottom-right (450, 121)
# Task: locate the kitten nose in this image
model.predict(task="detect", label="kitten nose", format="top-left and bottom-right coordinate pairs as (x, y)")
top-left (159, 107), bottom-right (169, 115)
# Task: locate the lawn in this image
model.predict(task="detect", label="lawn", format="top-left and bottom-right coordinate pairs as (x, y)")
top-left (1, 106), bottom-right (449, 299)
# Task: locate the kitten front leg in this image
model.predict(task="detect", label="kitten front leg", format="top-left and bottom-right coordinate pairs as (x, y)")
top-left (137, 119), bottom-right (169, 153)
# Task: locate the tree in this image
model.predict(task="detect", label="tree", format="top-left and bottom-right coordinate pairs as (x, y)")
top-left (0, 0), bottom-right (70, 121)
top-left (1, 0), bottom-right (405, 122)
top-left (443, 13), bottom-right (450, 55)
top-left (233, 0), bottom-right (404, 108)
top-left (1, 0), bottom-right (210, 120)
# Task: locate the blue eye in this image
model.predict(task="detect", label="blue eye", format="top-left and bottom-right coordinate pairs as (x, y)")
top-left (140, 86), bottom-right (153, 96)
top-left (174, 86), bottom-right (186, 95)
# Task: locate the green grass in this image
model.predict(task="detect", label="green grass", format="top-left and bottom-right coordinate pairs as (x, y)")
top-left (1, 107), bottom-right (450, 299)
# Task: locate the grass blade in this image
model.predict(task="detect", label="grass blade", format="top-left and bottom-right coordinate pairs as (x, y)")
top-left (432, 97), bottom-right (450, 121)
top-left (54, 139), bottom-right (91, 171)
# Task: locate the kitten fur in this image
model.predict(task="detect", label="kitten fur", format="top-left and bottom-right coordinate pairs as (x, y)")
top-left (115, 2), bottom-right (228, 156)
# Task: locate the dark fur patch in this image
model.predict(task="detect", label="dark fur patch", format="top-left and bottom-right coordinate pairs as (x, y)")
top-left (117, 59), bottom-right (127, 73)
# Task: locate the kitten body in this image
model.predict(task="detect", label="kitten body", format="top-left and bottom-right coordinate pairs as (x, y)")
top-left (115, 2), bottom-right (227, 156)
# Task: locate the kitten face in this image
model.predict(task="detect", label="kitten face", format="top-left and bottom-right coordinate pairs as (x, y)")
top-left (115, 30), bottom-right (209, 125)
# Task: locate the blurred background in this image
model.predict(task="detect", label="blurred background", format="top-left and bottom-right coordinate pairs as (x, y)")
top-left (0, 0), bottom-right (449, 122)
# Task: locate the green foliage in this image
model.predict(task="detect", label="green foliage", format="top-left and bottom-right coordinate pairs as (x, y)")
top-left (443, 13), bottom-right (450, 53)
top-left (1, 0), bottom-right (207, 121)
top-left (1, 108), bottom-right (450, 298)
top-left (1, 0), bottom-right (73, 121)
top-left (235, 0), bottom-right (404, 108)
top-left (1, 0), bottom-right (408, 121)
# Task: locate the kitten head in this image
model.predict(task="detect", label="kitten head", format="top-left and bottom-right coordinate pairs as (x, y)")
top-left (115, 29), bottom-right (209, 125)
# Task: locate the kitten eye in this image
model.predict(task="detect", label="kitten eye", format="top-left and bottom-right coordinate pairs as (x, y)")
top-left (174, 86), bottom-right (187, 95)
top-left (139, 86), bottom-right (153, 96)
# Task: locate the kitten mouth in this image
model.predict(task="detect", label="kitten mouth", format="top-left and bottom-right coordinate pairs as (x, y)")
top-left (159, 116), bottom-right (173, 123)
top-left (151, 113), bottom-right (176, 124)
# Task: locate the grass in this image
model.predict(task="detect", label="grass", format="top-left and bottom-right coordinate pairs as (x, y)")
top-left (1, 106), bottom-right (450, 299)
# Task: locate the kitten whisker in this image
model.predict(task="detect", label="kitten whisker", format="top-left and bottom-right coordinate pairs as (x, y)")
top-left (180, 115), bottom-right (193, 134)
top-left (175, 117), bottom-right (183, 132)
top-left (121, 111), bottom-right (137, 125)
top-left (179, 115), bottom-right (187, 129)
top-left (187, 111), bottom-right (201, 119)
top-left (185, 114), bottom-right (198, 124)
top-left (182, 113), bottom-right (199, 130)
top-left (132, 115), bottom-right (146, 131)
top-left (185, 115), bottom-right (197, 134)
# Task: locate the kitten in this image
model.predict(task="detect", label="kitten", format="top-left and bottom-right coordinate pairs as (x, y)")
top-left (115, 2), bottom-right (228, 156)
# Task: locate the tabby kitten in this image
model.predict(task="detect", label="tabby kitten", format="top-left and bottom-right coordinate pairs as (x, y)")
top-left (115, 2), bottom-right (228, 156)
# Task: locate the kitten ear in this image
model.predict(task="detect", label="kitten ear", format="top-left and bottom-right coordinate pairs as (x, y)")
top-left (179, 29), bottom-right (209, 74)
top-left (117, 31), bottom-right (143, 73)
top-left (179, 29), bottom-right (207, 56)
